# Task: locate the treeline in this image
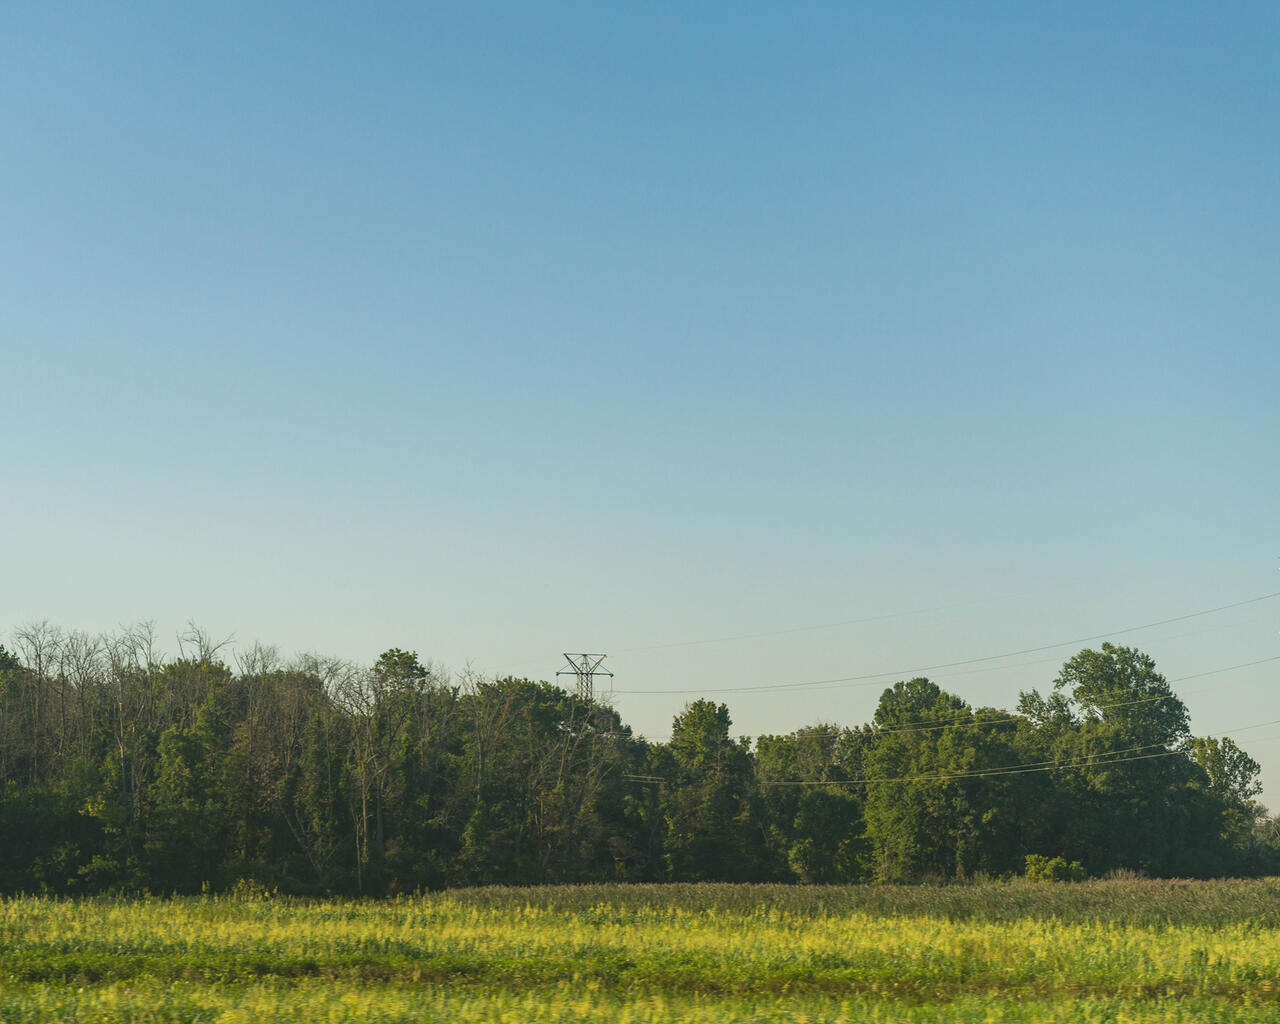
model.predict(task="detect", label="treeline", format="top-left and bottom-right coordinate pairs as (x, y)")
top-left (0, 623), bottom-right (1274, 893)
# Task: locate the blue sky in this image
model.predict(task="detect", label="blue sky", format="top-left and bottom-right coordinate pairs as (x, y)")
top-left (3, 4), bottom-right (1278, 792)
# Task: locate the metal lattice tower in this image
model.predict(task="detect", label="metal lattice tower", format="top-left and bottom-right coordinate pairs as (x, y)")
top-left (557, 653), bottom-right (612, 702)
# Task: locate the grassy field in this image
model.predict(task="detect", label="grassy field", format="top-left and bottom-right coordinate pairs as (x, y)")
top-left (3, 880), bottom-right (1280, 1022)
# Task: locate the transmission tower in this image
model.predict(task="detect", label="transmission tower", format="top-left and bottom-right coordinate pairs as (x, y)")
top-left (558, 653), bottom-right (612, 702)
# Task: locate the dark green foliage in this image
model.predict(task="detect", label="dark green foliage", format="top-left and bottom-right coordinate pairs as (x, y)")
top-left (1024, 853), bottom-right (1087, 882)
top-left (0, 627), bottom-right (1273, 892)
top-left (662, 700), bottom-right (764, 881)
top-left (756, 724), bottom-right (868, 882)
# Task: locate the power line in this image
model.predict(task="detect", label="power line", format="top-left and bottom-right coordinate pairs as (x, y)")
top-left (850, 656), bottom-right (1280, 739)
top-left (611, 579), bottom-right (1096, 653)
top-left (762, 748), bottom-right (1183, 787)
top-left (908, 613), bottom-right (1276, 687)
top-left (760, 739), bottom-right (1179, 787)
top-left (753, 718), bottom-right (1280, 788)
top-left (507, 602), bottom-right (1268, 694)
top-left (627, 655), bottom-right (1279, 749)
top-left (612, 591), bottom-right (1280, 696)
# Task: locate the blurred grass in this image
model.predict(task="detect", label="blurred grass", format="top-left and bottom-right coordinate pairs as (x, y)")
top-left (3, 881), bottom-right (1280, 1021)
top-left (2, 983), bottom-right (1279, 1024)
top-left (437, 877), bottom-right (1280, 926)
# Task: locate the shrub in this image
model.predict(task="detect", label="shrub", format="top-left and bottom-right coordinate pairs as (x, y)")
top-left (1025, 854), bottom-right (1087, 882)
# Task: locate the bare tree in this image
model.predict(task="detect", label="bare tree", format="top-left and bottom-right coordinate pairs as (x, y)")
top-left (177, 621), bottom-right (235, 664)
top-left (59, 630), bottom-right (105, 764)
top-left (13, 621), bottom-right (64, 783)
top-left (102, 623), bottom-right (164, 832)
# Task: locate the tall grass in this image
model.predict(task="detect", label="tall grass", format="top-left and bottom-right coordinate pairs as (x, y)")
top-left (2, 881), bottom-right (1279, 1021)
top-left (440, 876), bottom-right (1280, 926)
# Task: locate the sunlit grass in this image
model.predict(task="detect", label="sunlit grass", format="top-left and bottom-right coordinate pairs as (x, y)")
top-left (3, 880), bottom-right (1279, 1021)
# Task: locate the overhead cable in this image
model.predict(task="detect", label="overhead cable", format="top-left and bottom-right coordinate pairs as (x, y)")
top-left (753, 718), bottom-right (1280, 787)
top-left (613, 591), bottom-right (1280, 695)
top-left (854, 655), bottom-right (1280, 738)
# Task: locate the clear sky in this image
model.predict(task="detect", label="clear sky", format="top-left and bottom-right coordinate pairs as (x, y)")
top-left (3, 4), bottom-right (1278, 793)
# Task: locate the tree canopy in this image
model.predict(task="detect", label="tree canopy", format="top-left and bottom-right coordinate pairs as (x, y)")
top-left (0, 624), bottom-right (1272, 893)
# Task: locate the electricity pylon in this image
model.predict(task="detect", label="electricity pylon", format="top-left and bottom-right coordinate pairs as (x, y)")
top-left (558, 653), bottom-right (612, 702)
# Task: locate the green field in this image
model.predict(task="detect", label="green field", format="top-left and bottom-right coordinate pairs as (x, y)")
top-left (3, 880), bottom-right (1280, 1022)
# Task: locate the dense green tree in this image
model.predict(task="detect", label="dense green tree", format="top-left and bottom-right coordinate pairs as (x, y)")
top-left (0, 626), bottom-right (1270, 892)
top-left (1187, 735), bottom-right (1267, 873)
top-left (278, 702), bottom-right (351, 891)
top-left (1041, 644), bottom-right (1196, 874)
top-left (662, 700), bottom-right (762, 880)
top-left (863, 680), bottom-right (1025, 881)
top-left (862, 679), bottom-right (968, 882)
top-left (1189, 736), bottom-right (1262, 806)
top-left (755, 724), bottom-right (869, 881)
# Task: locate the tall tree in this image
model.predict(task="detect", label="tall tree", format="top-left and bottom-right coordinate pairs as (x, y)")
top-left (755, 724), bottom-right (869, 882)
top-left (862, 679), bottom-right (1024, 881)
top-left (662, 700), bottom-right (760, 881)
top-left (1020, 644), bottom-right (1199, 875)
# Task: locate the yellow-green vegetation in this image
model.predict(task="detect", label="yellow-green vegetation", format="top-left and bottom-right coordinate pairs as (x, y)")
top-left (3, 880), bottom-right (1280, 1022)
